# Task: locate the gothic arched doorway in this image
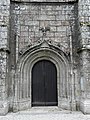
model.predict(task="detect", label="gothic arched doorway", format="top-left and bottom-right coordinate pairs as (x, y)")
top-left (13, 41), bottom-right (71, 111)
top-left (31, 60), bottom-right (58, 106)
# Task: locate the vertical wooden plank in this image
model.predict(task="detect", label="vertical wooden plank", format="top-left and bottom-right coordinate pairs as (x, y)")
top-left (32, 60), bottom-right (57, 106)
top-left (45, 60), bottom-right (57, 106)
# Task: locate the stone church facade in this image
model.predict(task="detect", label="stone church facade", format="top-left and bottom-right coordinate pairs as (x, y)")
top-left (0, 0), bottom-right (90, 115)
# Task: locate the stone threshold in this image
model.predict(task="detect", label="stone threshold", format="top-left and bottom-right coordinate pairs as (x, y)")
top-left (12, 107), bottom-right (82, 115)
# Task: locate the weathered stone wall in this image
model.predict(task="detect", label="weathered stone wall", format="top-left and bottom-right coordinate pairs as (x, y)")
top-left (0, 0), bottom-right (10, 115)
top-left (0, 0), bottom-right (90, 115)
top-left (78, 0), bottom-right (90, 46)
top-left (78, 0), bottom-right (90, 98)
top-left (78, 0), bottom-right (90, 114)
top-left (11, 0), bottom-right (77, 2)
top-left (9, 1), bottom-right (80, 111)
top-left (10, 2), bottom-right (77, 55)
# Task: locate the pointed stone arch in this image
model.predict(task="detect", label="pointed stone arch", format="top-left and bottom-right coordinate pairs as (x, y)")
top-left (13, 40), bottom-right (71, 111)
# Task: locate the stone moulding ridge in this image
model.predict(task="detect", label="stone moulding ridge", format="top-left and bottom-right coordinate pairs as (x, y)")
top-left (19, 39), bottom-right (70, 57)
top-left (77, 45), bottom-right (90, 53)
top-left (0, 47), bottom-right (10, 53)
top-left (80, 22), bottom-right (90, 27)
top-left (10, 0), bottom-right (78, 3)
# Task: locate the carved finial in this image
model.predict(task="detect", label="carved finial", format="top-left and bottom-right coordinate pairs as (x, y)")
top-left (39, 26), bottom-right (50, 36)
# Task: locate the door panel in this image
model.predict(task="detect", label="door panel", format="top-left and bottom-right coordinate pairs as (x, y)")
top-left (32, 61), bottom-right (45, 106)
top-left (32, 60), bottom-right (57, 106)
top-left (45, 61), bottom-right (57, 106)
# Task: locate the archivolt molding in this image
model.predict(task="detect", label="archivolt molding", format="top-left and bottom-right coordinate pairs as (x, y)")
top-left (13, 39), bottom-right (71, 111)
top-left (19, 40), bottom-right (70, 57)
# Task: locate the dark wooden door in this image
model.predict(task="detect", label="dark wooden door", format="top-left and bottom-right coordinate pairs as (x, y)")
top-left (32, 60), bottom-right (57, 106)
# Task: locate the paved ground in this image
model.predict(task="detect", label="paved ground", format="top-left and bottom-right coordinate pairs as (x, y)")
top-left (0, 107), bottom-right (90, 120)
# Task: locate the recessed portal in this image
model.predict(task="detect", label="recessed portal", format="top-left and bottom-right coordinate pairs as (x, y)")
top-left (32, 60), bottom-right (58, 106)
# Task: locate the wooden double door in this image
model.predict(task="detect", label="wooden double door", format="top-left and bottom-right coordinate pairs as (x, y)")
top-left (32, 60), bottom-right (58, 106)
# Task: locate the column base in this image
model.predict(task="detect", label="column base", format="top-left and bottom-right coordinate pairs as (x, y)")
top-left (80, 99), bottom-right (90, 114)
top-left (0, 101), bottom-right (9, 115)
top-left (70, 100), bottom-right (76, 111)
top-left (13, 99), bottom-right (31, 112)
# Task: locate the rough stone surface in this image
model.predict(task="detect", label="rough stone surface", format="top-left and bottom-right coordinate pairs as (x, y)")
top-left (0, 108), bottom-right (90, 120)
top-left (0, 0), bottom-right (90, 115)
top-left (0, 0), bottom-right (10, 115)
top-left (78, 0), bottom-right (90, 114)
top-left (11, 0), bottom-right (77, 2)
